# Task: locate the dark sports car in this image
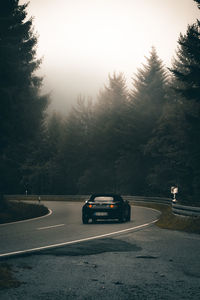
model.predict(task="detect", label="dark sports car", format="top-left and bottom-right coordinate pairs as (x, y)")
top-left (82, 193), bottom-right (131, 224)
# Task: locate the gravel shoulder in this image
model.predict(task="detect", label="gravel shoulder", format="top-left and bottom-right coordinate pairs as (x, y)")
top-left (1, 225), bottom-right (200, 300)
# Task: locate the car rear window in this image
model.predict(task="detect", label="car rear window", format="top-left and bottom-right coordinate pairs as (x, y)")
top-left (93, 196), bottom-right (114, 202)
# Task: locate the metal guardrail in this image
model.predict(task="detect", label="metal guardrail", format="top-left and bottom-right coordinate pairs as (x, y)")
top-left (172, 203), bottom-right (200, 217)
top-left (5, 194), bottom-right (171, 204)
top-left (5, 194), bottom-right (200, 217)
top-left (4, 195), bottom-right (89, 202)
top-left (124, 196), bottom-right (200, 217)
top-left (123, 195), bottom-right (171, 205)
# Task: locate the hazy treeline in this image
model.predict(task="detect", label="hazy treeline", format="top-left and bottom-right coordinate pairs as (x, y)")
top-left (1, 0), bottom-right (200, 205)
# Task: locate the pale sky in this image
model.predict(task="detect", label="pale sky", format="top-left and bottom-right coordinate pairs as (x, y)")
top-left (19, 0), bottom-right (199, 113)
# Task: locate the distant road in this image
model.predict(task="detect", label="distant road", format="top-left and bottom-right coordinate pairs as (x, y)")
top-left (0, 201), bottom-right (160, 258)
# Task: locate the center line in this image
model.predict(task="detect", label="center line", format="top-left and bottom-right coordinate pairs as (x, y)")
top-left (37, 224), bottom-right (65, 230)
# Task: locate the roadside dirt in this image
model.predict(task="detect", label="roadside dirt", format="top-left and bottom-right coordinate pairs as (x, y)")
top-left (1, 225), bottom-right (200, 300)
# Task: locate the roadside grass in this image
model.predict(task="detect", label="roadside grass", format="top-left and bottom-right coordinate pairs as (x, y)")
top-left (0, 201), bottom-right (49, 224)
top-left (0, 263), bottom-right (22, 289)
top-left (134, 202), bottom-right (200, 234)
top-left (0, 200), bottom-right (43, 290)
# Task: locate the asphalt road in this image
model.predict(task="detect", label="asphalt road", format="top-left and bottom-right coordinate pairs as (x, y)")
top-left (0, 201), bottom-right (159, 257)
top-left (1, 201), bottom-right (200, 299)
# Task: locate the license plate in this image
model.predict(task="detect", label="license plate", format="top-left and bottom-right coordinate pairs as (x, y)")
top-left (94, 212), bottom-right (108, 216)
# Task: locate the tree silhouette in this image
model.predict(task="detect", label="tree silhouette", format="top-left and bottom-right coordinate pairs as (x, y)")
top-left (170, 23), bottom-right (200, 102)
top-left (0, 1), bottom-right (48, 199)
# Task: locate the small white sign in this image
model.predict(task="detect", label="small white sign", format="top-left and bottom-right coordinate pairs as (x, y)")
top-left (171, 186), bottom-right (178, 194)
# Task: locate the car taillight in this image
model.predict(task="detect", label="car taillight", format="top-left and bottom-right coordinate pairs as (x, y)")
top-left (110, 204), bottom-right (114, 208)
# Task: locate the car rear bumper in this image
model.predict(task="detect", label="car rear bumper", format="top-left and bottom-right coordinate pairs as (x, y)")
top-left (83, 208), bottom-right (121, 220)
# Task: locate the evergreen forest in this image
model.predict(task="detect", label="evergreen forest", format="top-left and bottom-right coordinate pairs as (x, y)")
top-left (1, 0), bottom-right (200, 205)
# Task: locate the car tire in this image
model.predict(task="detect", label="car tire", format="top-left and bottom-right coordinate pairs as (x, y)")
top-left (82, 214), bottom-right (89, 224)
top-left (126, 209), bottom-right (131, 222)
top-left (118, 214), bottom-right (125, 223)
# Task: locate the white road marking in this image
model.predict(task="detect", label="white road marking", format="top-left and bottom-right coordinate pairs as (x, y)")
top-left (0, 218), bottom-right (159, 258)
top-left (37, 224), bottom-right (65, 230)
top-left (0, 209), bottom-right (53, 227)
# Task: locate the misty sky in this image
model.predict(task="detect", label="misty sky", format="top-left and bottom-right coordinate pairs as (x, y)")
top-left (19, 0), bottom-right (199, 113)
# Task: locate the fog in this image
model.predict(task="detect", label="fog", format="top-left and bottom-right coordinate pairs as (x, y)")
top-left (20, 0), bottom-right (199, 113)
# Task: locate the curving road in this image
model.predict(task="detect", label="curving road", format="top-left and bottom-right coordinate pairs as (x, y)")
top-left (1, 201), bottom-right (200, 300)
top-left (0, 201), bottom-right (160, 257)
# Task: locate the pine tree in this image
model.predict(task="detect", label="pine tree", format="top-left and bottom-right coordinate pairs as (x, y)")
top-left (170, 23), bottom-right (200, 102)
top-left (147, 3), bottom-right (200, 202)
top-left (97, 72), bottom-right (128, 112)
top-left (78, 73), bottom-right (129, 193)
top-left (129, 47), bottom-right (168, 158)
top-left (170, 0), bottom-right (200, 102)
top-left (21, 112), bottom-right (65, 194)
top-left (56, 96), bottom-right (94, 194)
top-left (145, 100), bottom-right (190, 197)
top-left (165, 2), bottom-right (200, 203)
top-left (0, 1), bottom-right (48, 198)
top-left (119, 48), bottom-right (169, 195)
top-left (130, 47), bottom-right (168, 119)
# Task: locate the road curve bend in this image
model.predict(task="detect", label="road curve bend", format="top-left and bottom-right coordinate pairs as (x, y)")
top-left (0, 201), bottom-right (160, 258)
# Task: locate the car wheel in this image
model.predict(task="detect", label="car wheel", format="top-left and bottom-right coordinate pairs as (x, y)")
top-left (82, 214), bottom-right (89, 224)
top-left (118, 214), bottom-right (125, 223)
top-left (126, 209), bottom-right (131, 222)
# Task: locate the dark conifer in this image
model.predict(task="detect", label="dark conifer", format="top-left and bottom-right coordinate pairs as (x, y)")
top-left (170, 23), bottom-right (200, 102)
top-left (0, 0), bottom-right (48, 197)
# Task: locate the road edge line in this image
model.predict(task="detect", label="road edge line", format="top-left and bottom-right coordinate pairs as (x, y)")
top-left (0, 217), bottom-right (159, 258)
